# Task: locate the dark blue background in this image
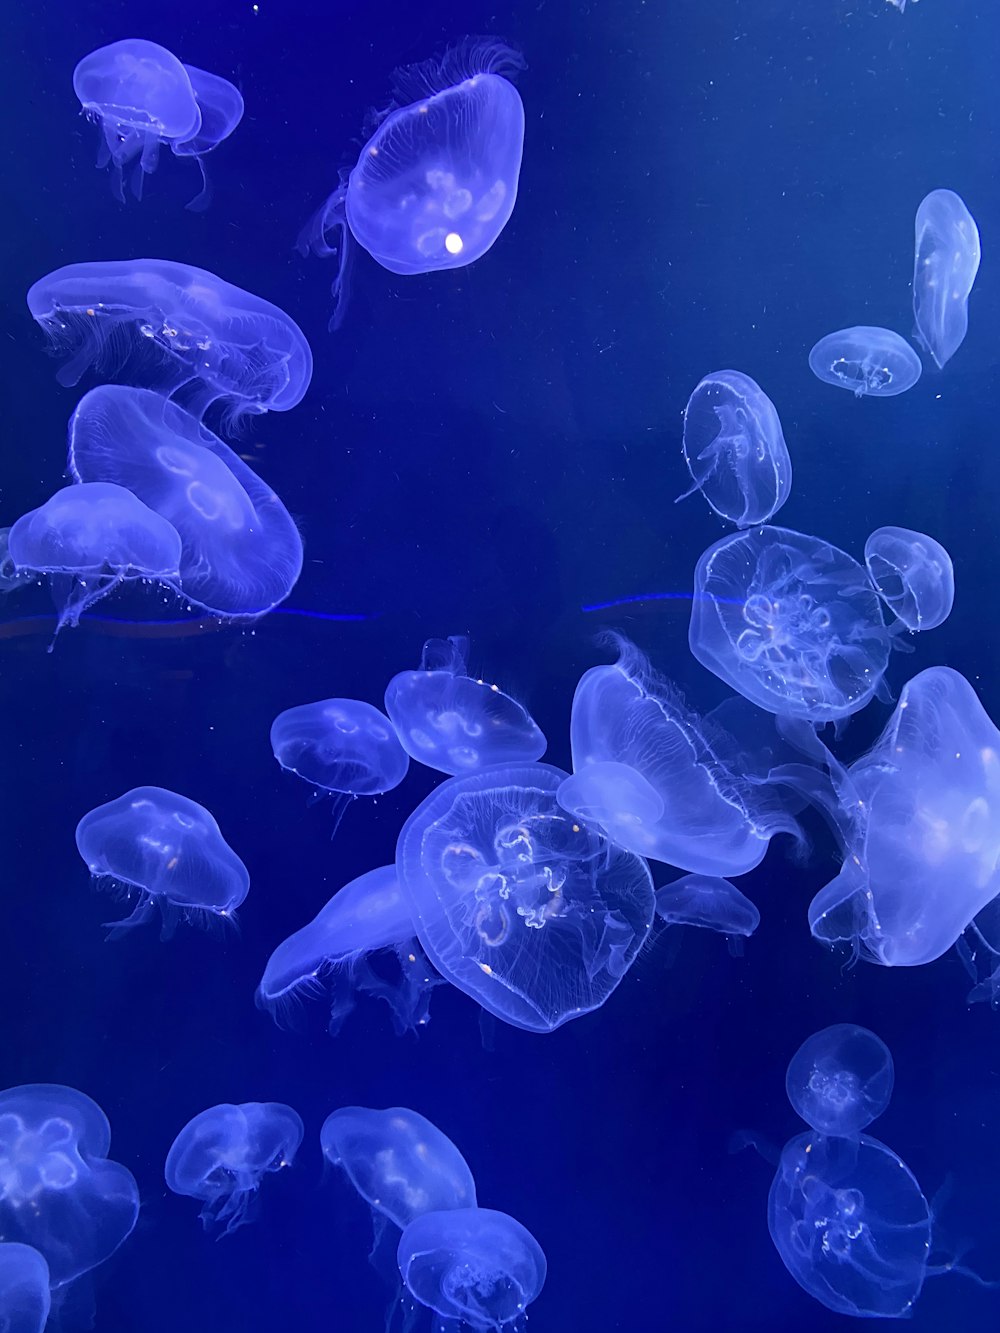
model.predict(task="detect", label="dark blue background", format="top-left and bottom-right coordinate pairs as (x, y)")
top-left (1, 0), bottom-right (998, 1329)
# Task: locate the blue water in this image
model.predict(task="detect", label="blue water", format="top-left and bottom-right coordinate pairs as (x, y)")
top-left (0, 0), bottom-right (997, 1328)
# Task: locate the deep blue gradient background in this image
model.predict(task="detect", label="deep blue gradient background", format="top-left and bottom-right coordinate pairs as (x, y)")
top-left (0, 0), bottom-right (998, 1329)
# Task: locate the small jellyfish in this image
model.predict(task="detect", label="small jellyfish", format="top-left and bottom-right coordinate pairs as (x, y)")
top-left (808, 326), bottom-right (922, 398)
top-left (384, 636), bottom-right (546, 776)
top-left (255, 864), bottom-right (441, 1035)
top-left (75, 785), bottom-right (250, 938)
top-left (0, 1244), bottom-right (50, 1333)
top-left (397, 1207), bottom-right (546, 1332)
top-left (913, 189), bottom-right (980, 369)
top-left (679, 369), bottom-right (792, 527)
top-left (164, 1102), bottom-right (303, 1236)
top-left (299, 40), bottom-right (525, 328)
top-left (6, 482), bottom-right (182, 634)
top-left (785, 1025), bottom-right (894, 1136)
top-left (0, 1084), bottom-right (139, 1288)
top-left (172, 65), bottom-right (245, 211)
top-left (863, 525), bottom-right (954, 631)
top-left (654, 874), bottom-right (760, 955)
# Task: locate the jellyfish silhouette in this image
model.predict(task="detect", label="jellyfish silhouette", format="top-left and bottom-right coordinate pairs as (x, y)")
top-left (863, 526), bottom-right (954, 632)
top-left (0, 1243), bottom-right (50, 1333)
top-left (654, 875), bottom-right (760, 955)
top-left (785, 1025), bottom-right (894, 1136)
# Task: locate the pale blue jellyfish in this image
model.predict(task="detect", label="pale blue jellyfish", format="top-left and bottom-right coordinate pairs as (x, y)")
top-left (785, 1025), bottom-right (894, 1136)
top-left (0, 1244), bottom-right (50, 1333)
top-left (27, 258), bottom-right (312, 423)
top-left (680, 369), bottom-right (791, 526)
top-left (75, 785), bottom-right (249, 937)
top-left (958, 897), bottom-right (1000, 1004)
top-left (69, 386), bottom-right (303, 618)
top-left (396, 762), bottom-right (655, 1032)
top-left (299, 40), bottom-right (525, 328)
top-left (654, 874), bottom-right (760, 954)
top-left (558, 636), bottom-right (801, 874)
top-left (689, 525), bottom-right (890, 721)
top-left (808, 326), bottom-right (922, 398)
top-left (864, 525), bottom-right (954, 632)
top-left (0, 1085), bottom-right (138, 1288)
top-left (913, 189), bottom-right (980, 369)
top-left (384, 636), bottom-right (546, 776)
top-left (255, 864), bottom-right (440, 1035)
top-left (172, 65), bottom-right (245, 210)
top-left (164, 1102), bottom-right (303, 1236)
top-left (397, 1207), bottom-right (546, 1331)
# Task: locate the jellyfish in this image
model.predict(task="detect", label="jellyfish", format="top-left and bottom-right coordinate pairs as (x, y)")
top-left (957, 896), bottom-right (1000, 1005)
top-left (397, 1207), bottom-right (546, 1332)
top-left (164, 1102), bottom-right (303, 1237)
top-left (785, 1025), bottom-right (894, 1136)
top-left (558, 636), bottom-right (801, 874)
top-left (864, 526), bottom-right (954, 632)
top-left (299, 40), bottom-right (525, 329)
top-left (172, 65), bottom-right (245, 211)
top-left (255, 864), bottom-right (441, 1035)
top-left (6, 482), bottom-right (182, 634)
top-left (679, 369), bottom-right (792, 527)
top-left (913, 189), bottom-right (980, 369)
top-left (808, 326), bottom-right (922, 397)
top-left (0, 1244), bottom-right (50, 1333)
top-left (654, 875), bottom-right (760, 955)
top-left (396, 762), bottom-right (655, 1032)
top-left (689, 525), bottom-right (891, 721)
top-left (68, 386), bottom-right (303, 618)
top-left (27, 258), bottom-right (312, 425)
top-left (75, 785), bottom-right (250, 938)
top-left (0, 1085), bottom-right (139, 1288)
top-left (384, 636), bottom-right (546, 776)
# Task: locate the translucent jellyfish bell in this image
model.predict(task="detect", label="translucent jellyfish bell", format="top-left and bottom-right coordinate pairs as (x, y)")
top-left (172, 65), bottom-right (245, 211)
top-left (654, 875), bottom-right (760, 955)
top-left (913, 189), bottom-right (981, 370)
top-left (165, 1102), bottom-right (303, 1237)
top-left (384, 635), bottom-right (546, 776)
top-left (863, 525), bottom-right (954, 632)
top-left (785, 1025), bottom-right (894, 1136)
top-left (808, 326), bottom-right (922, 398)
top-left (0, 1244), bottom-right (50, 1333)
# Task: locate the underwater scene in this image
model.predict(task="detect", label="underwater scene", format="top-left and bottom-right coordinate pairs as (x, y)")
top-left (0, 0), bottom-right (997, 1329)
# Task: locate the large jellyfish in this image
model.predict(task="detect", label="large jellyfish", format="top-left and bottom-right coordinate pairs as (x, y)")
top-left (785, 1025), bottom-right (894, 1136)
top-left (75, 785), bottom-right (250, 937)
top-left (0, 1085), bottom-right (139, 1288)
top-left (808, 327), bottom-right (922, 398)
top-left (863, 525), bottom-right (954, 632)
top-left (396, 762), bottom-right (655, 1032)
top-left (299, 40), bottom-right (525, 328)
top-left (912, 188), bottom-right (980, 370)
top-left (164, 1102), bottom-right (303, 1237)
top-left (384, 636), bottom-right (546, 776)
top-left (557, 636), bottom-right (800, 874)
top-left (0, 1244), bottom-right (50, 1333)
top-left (255, 864), bottom-right (441, 1035)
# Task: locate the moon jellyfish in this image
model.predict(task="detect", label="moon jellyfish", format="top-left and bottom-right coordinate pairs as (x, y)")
top-left (320, 1106), bottom-right (476, 1230)
top-left (75, 785), bottom-right (250, 937)
top-left (654, 875), bottom-right (760, 955)
top-left (768, 1131), bottom-right (931, 1317)
top-left (255, 864), bottom-right (441, 1035)
top-left (384, 636), bottom-right (546, 776)
top-left (785, 1025), bottom-right (894, 1136)
top-left (689, 525), bottom-right (890, 721)
top-left (69, 386), bottom-right (303, 618)
top-left (164, 1102), bottom-right (303, 1237)
top-left (808, 326), bottom-right (922, 398)
top-left (558, 636), bottom-right (800, 874)
top-left (299, 40), bottom-right (524, 329)
top-left (913, 189), bottom-right (980, 369)
top-left (27, 258), bottom-right (312, 424)
top-left (397, 1207), bottom-right (546, 1332)
top-left (0, 1085), bottom-right (139, 1288)
top-left (396, 762), bottom-right (655, 1032)
top-left (863, 526), bottom-right (954, 632)
top-left (680, 370), bottom-right (791, 527)
top-left (172, 65), bottom-right (245, 211)
top-left (7, 482), bottom-right (182, 633)
top-left (0, 1245), bottom-right (50, 1333)
top-left (957, 897), bottom-right (1000, 1005)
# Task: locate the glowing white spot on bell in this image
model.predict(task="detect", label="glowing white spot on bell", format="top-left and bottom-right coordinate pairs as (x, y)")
top-left (444, 232), bottom-right (464, 255)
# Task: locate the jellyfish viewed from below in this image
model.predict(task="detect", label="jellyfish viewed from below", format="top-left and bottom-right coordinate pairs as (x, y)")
top-left (172, 65), bottom-right (245, 211)
top-left (785, 1025), bottom-right (894, 1136)
top-left (69, 386), bottom-right (303, 618)
top-left (27, 258), bottom-right (312, 424)
top-left (384, 635), bottom-right (546, 776)
top-left (689, 525), bottom-right (890, 721)
top-left (913, 189), bottom-right (980, 369)
top-left (0, 1244), bottom-right (50, 1333)
top-left (75, 785), bottom-right (250, 937)
top-left (396, 762), bottom-right (655, 1032)
top-left (165, 1102), bottom-right (303, 1237)
top-left (680, 369), bottom-right (792, 527)
top-left (863, 525), bottom-right (954, 632)
top-left (255, 864), bottom-right (441, 1035)
top-left (654, 874), bottom-right (760, 954)
top-left (808, 326), bottom-right (922, 398)
top-left (0, 1085), bottom-right (139, 1288)
top-left (558, 636), bottom-right (800, 874)
top-left (299, 40), bottom-right (525, 328)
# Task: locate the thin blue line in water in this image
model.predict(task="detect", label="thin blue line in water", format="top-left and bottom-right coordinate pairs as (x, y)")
top-left (581, 591), bottom-right (742, 612)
